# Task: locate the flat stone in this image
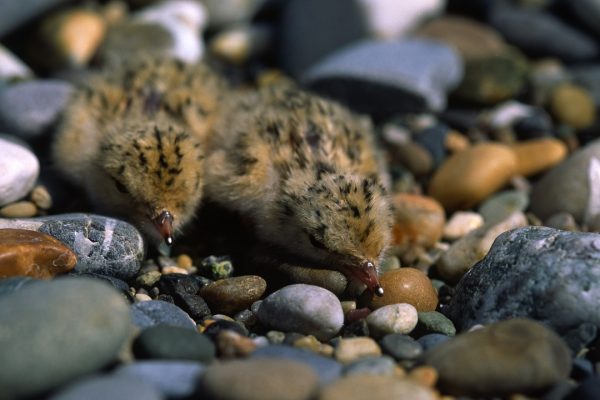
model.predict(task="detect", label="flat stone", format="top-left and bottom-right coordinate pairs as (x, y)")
top-left (380, 334), bottom-right (423, 361)
top-left (510, 138), bottom-right (568, 177)
top-left (0, 80), bottom-right (73, 138)
top-left (446, 226), bottom-right (600, 334)
top-left (201, 358), bottom-right (318, 400)
top-left (132, 300), bottom-right (196, 330)
top-left (367, 268), bottom-right (438, 312)
top-left (424, 319), bottom-right (571, 397)
top-left (0, 137), bottom-right (39, 206)
top-left (334, 337), bottom-right (382, 364)
top-left (257, 284), bottom-right (344, 341)
top-left (0, 228), bottom-right (76, 279)
top-left (343, 355), bottom-right (397, 376)
top-left (48, 375), bottom-right (163, 400)
top-left (38, 213), bottom-right (144, 281)
top-left (0, 277), bottom-right (131, 399)
top-left (318, 374), bottom-right (436, 400)
top-left (391, 194), bottom-right (445, 250)
top-left (366, 303), bottom-right (419, 338)
top-left (303, 39), bottom-right (463, 119)
top-left (416, 311), bottom-right (456, 336)
top-left (200, 275), bottom-right (266, 316)
top-left (133, 325), bottom-right (215, 362)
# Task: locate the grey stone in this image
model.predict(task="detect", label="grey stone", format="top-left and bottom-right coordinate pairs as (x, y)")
top-left (0, 80), bottom-right (73, 138)
top-left (131, 300), bottom-right (196, 330)
top-left (203, 0), bottom-right (266, 29)
top-left (478, 190), bottom-right (529, 224)
top-left (446, 226), bottom-right (600, 334)
top-left (0, 276), bottom-right (38, 297)
top-left (0, 277), bottom-right (131, 399)
top-left (342, 355), bottom-right (397, 376)
top-left (48, 375), bottom-right (163, 400)
top-left (0, 136), bottom-right (39, 206)
top-left (38, 213), bottom-right (144, 281)
top-left (565, 0), bottom-right (600, 38)
top-left (417, 333), bottom-right (451, 351)
top-left (303, 39), bottom-right (463, 119)
top-left (256, 284), bottom-right (344, 341)
top-left (416, 311), bottom-right (456, 336)
top-left (571, 64), bottom-right (600, 107)
top-left (0, 0), bottom-right (73, 36)
top-left (133, 325), bottom-right (215, 362)
top-left (380, 334), bottom-right (423, 361)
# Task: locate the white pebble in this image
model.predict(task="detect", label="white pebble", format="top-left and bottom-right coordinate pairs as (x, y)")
top-left (0, 137), bottom-right (39, 206)
top-left (366, 303), bottom-right (418, 338)
top-left (443, 211), bottom-right (484, 240)
top-left (134, 293), bottom-right (152, 302)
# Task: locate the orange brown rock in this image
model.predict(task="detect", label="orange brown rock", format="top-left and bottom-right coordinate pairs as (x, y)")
top-left (510, 138), bottom-right (568, 177)
top-left (392, 193), bottom-right (445, 249)
top-left (368, 268), bottom-right (438, 312)
top-left (0, 229), bottom-right (77, 279)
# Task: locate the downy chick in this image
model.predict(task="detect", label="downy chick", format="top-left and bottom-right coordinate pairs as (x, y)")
top-left (204, 83), bottom-right (393, 295)
top-left (53, 58), bottom-right (227, 246)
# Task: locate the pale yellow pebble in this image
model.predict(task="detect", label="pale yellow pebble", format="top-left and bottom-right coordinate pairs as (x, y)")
top-left (162, 266), bottom-right (189, 275)
top-left (0, 201), bottom-right (38, 218)
top-left (334, 337), bottom-right (382, 364)
top-left (30, 185), bottom-right (52, 210)
top-left (134, 293), bottom-right (152, 302)
top-left (176, 254), bottom-right (193, 269)
top-left (550, 83), bottom-right (596, 130)
top-left (341, 301), bottom-right (357, 316)
top-left (443, 211), bottom-right (484, 240)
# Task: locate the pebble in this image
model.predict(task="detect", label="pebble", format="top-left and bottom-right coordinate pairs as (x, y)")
top-left (156, 274), bottom-right (211, 321)
top-left (0, 80), bottom-right (73, 138)
top-left (318, 374), bottom-right (437, 400)
top-left (30, 185), bottom-right (52, 210)
top-left (202, 318), bottom-right (249, 340)
top-left (477, 190), bottom-right (529, 224)
top-left (530, 139), bottom-right (600, 223)
top-left (413, 123), bottom-right (448, 167)
top-left (391, 193), bottom-right (445, 250)
top-left (436, 211), bottom-right (528, 282)
top-left (252, 345), bottom-right (343, 385)
top-left (209, 24), bottom-right (271, 65)
top-left (257, 284), bottom-right (344, 341)
top-left (510, 137), bottom-right (568, 176)
top-left (202, 0), bottom-right (266, 29)
top-left (201, 358), bottom-right (318, 400)
top-left (416, 311), bottom-right (456, 336)
top-left (131, 300), bottom-right (197, 330)
top-left (428, 143), bottom-right (518, 210)
top-left (0, 228), bottom-right (76, 279)
top-left (571, 64), bottom-right (600, 108)
top-left (367, 268), bottom-right (438, 312)
top-left (38, 213), bottom-right (144, 281)
top-left (136, 271), bottom-right (162, 289)
top-left (424, 319), bottom-right (571, 397)
top-left (176, 254), bottom-right (193, 269)
top-left (115, 361), bottom-right (205, 399)
top-left (0, 277), bottom-right (131, 398)
top-left (567, 376), bottom-right (600, 400)
top-left (334, 337), bottom-right (382, 364)
top-left (216, 329), bottom-right (258, 358)
top-left (0, 44), bottom-right (32, 82)
top-left (392, 141), bottom-right (434, 176)
top-left (417, 333), bottom-right (451, 351)
top-left (446, 226), bottom-right (600, 334)
top-left (408, 366), bottom-right (438, 388)
top-left (96, 20), bottom-right (173, 63)
top-left (550, 83), bottom-right (596, 130)
top-left (48, 375), bottom-right (163, 400)
top-left (303, 39), bottom-right (463, 119)
top-left (135, 293), bottom-right (152, 302)
top-left (443, 211), bottom-right (484, 240)
top-left (343, 355), bottom-right (397, 377)
top-left (566, 0), bottom-right (600, 37)
top-left (200, 275), bottom-right (266, 316)
top-left (0, 0), bottom-right (72, 36)
top-left (380, 334), bottom-right (423, 361)
top-left (0, 200), bottom-right (37, 218)
top-left (366, 303), bottom-right (419, 338)
top-left (0, 137), bottom-right (39, 206)
top-left (133, 325), bottom-right (215, 362)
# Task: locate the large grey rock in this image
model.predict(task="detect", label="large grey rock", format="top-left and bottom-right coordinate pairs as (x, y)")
top-left (0, 136), bottom-right (39, 206)
top-left (0, 277), bottom-right (131, 399)
top-left (0, 0), bottom-right (74, 36)
top-left (48, 375), bottom-right (163, 400)
top-left (0, 276), bottom-right (38, 297)
top-left (446, 226), bottom-right (600, 334)
top-left (303, 39), bottom-right (463, 119)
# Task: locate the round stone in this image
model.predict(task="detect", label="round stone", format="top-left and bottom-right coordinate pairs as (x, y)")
top-left (391, 194), bottom-right (445, 249)
top-left (133, 325), bottom-right (215, 362)
top-left (424, 319), bottom-right (571, 397)
top-left (0, 137), bottom-right (39, 206)
top-left (200, 275), bottom-right (266, 316)
top-left (380, 334), bottom-right (423, 361)
top-left (477, 190), bottom-right (529, 224)
top-left (131, 300), bottom-right (197, 330)
top-left (0, 277), bottom-right (131, 398)
top-left (257, 284), bottom-right (344, 341)
top-left (0, 228), bottom-right (77, 279)
top-left (318, 374), bottom-right (437, 400)
top-left (428, 143), bottom-right (518, 211)
top-left (366, 303), bottom-right (419, 338)
top-left (550, 83), bottom-right (596, 130)
top-left (0, 201), bottom-right (37, 218)
top-left (342, 355), bottom-right (397, 377)
top-left (443, 211), bottom-right (484, 240)
top-left (201, 358), bottom-right (318, 400)
top-left (48, 375), bottom-right (162, 400)
top-left (510, 138), bottom-right (568, 177)
top-left (334, 337), bottom-right (382, 364)
top-left (416, 311), bottom-right (456, 336)
top-left (367, 268), bottom-right (438, 312)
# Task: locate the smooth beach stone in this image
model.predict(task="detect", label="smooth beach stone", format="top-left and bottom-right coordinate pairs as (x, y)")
top-left (550, 83), bottom-right (596, 130)
top-left (510, 137), bottom-right (568, 176)
top-left (334, 337), bottom-right (382, 364)
top-left (0, 278), bottom-right (131, 399)
top-left (257, 284), bottom-right (344, 341)
top-left (0, 228), bottom-right (76, 279)
top-left (201, 358), bottom-right (318, 400)
top-left (0, 80), bottom-right (73, 138)
top-left (38, 214), bottom-right (144, 280)
top-left (443, 211), bottom-right (484, 240)
top-left (446, 227), bottom-right (600, 334)
top-left (0, 0), bottom-right (72, 36)
top-left (0, 137), bottom-right (39, 206)
top-left (133, 325), bottom-right (215, 362)
top-left (416, 311), bottom-right (456, 336)
top-left (566, 0), bottom-right (600, 37)
top-left (424, 319), bottom-right (571, 397)
top-left (477, 190), bottom-right (529, 224)
top-left (0, 44), bottom-right (33, 82)
top-left (418, 333), bottom-right (451, 351)
top-left (342, 355), bottom-right (397, 377)
top-left (303, 39), bottom-right (463, 118)
top-left (436, 211), bottom-right (528, 283)
top-left (0, 276), bottom-right (37, 296)
top-left (530, 139), bottom-right (600, 223)
top-left (0, 200), bottom-right (37, 218)
top-left (391, 194), bottom-right (445, 250)
top-left (200, 275), bottom-right (266, 316)
top-left (428, 143), bottom-right (518, 211)
top-left (366, 303), bottom-right (419, 338)
top-left (380, 334), bottom-right (423, 361)
top-left (209, 24), bottom-right (271, 65)
top-left (131, 300), bottom-right (196, 330)
top-left (48, 375), bottom-right (163, 400)
top-left (318, 374), bottom-right (437, 400)
top-left (367, 268), bottom-right (438, 312)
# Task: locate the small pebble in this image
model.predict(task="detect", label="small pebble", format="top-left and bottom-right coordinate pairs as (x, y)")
top-left (391, 193), bottom-right (445, 250)
top-left (416, 311), bottom-right (456, 336)
top-left (443, 211), bottom-right (484, 240)
top-left (545, 212), bottom-right (578, 231)
top-left (0, 137), bottom-right (39, 206)
top-left (368, 268), bottom-right (438, 312)
top-left (380, 334), bottom-right (423, 361)
top-left (30, 185), bottom-right (52, 210)
top-left (342, 355), bottom-right (397, 377)
top-left (334, 337), bottom-right (382, 364)
top-left (366, 303), bottom-right (419, 338)
top-left (217, 330), bottom-right (257, 358)
top-left (176, 254), bottom-right (193, 269)
top-left (477, 190), bottom-right (529, 224)
top-left (162, 266), bottom-right (189, 275)
top-left (200, 275), bottom-right (266, 316)
top-left (135, 293), bottom-right (152, 303)
top-left (550, 83), bottom-right (596, 130)
top-left (131, 300), bottom-right (196, 330)
top-left (0, 44), bottom-right (32, 82)
top-left (0, 201), bottom-right (37, 218)
top-left (133, 324), bottom-right (215, 362)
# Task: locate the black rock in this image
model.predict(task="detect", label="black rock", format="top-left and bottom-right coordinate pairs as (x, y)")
top-left (156, 274), bottom-right (211, 321)
top-left (340, 319), bottom-right (369, 338)
top-left (157, 274), bottom-right (200, 296)
top-left (131, 300), bottom-right (196, 330)
top-left (133, 325), bottom-right (216, 362)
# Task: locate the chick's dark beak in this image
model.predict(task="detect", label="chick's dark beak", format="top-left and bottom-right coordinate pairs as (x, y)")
top-left (346, 260), bottom-right (384, 297)
top-left (153, 210), bottom-right (174, 246)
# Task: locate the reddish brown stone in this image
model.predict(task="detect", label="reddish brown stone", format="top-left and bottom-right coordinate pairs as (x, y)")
top-left (0, 229), bottom-right (77, 279)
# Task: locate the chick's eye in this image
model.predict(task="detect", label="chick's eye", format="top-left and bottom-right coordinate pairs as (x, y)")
top-left (114, 180), bottom-right (128, 194)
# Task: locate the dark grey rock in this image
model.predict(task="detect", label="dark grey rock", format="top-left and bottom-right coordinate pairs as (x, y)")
top-left (567, 377), bottom-right (600, 400)
top-left (133, 325), bottom-right (215, 362)
top-left (489, 6), bottom-right (599, 62)
top-left (303, 39), bottom-right (463, 119)
top-left (380, 334), bottom-right (423, 361)
top-left (562, 323), bottom-right (597, 354)
top-left (342, 356), bottom-right (397, 376)
top-left (48, 375), bottom-right (163, 400)
top-left (0, 278), bottom-right (131, 399)
top-left (157, 274), bottom-right (211, 321)
top-left (68, 272), bottom-right (132, 301)
top-left (0, 276), bottom-right (38, 297)
top-left (565, 0), bottom-right (600, 38)
top-left (416, 311), bottom-right (456, 337)
top-left (39, 213), bottom-right (144, 281)
top-left (251, 345), bottom-right (342, 385)
top-left (413, 124), bottom-right (449, 167)
top-left (446, 226), bottom-right (600, 334)
top-left (0, 0), bottom-right (73, 36)
top-left (0, 80), bottom-right (73, 138)
top-left (115, 361), bottom-right (205, 399)
top-left (340, 319), bottom-right (370, 338)
top-left (417, 333), bottom-right (451, 351)
top-left (131, 300), bottom-right (196, 330)
top-left (571, 64), bottom-right (600, 107)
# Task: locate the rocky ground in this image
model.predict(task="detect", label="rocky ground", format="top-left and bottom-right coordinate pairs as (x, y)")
top-left (1, 0), bottom-right (600, 399)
